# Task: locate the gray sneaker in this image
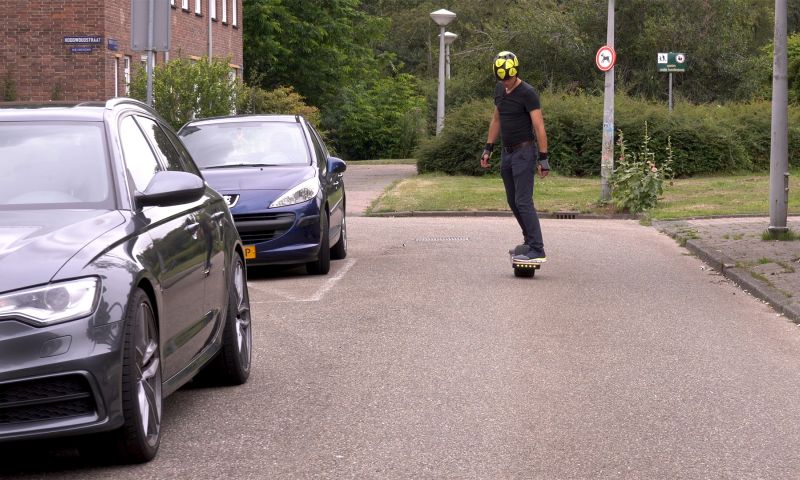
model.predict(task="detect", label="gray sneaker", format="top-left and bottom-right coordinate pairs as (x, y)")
top-left (513, 252), bottom-right (547, 264)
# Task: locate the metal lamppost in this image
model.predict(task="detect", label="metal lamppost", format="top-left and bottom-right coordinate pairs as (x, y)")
top-left (442, 31), bottom-right (458, 79)
top-left (430, 9), bottom-right (456, 135)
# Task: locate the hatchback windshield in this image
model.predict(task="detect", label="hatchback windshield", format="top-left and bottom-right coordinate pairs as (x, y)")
top-left (180, 121), bottom-right (310, 168)
top-left (0, 122), bottom-right (112, 209)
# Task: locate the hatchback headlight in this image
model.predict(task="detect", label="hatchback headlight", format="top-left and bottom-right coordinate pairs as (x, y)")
top-left (0, 277), bottom-right (101, 326)
top-left (270, 177), bottom-right (320, 208)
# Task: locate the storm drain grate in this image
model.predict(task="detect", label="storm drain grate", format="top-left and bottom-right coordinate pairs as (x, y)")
top-left (552, 212), bottom-right (577, 219)
top-left (415, 236), bottom-right (470, 242)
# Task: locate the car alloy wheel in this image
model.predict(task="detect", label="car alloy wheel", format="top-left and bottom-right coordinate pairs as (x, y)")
top-left (196, 254), bottom-right (252, 385)
top-left (116, 288), bottom-right (162, 463)
top-left (231, 256), bottom-right (252, 377)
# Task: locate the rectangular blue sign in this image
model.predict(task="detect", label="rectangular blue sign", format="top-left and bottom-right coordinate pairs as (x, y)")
top-left (70, 47), bottom-right (94, 53)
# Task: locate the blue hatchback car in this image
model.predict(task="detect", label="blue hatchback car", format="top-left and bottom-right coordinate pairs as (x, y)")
top-left (178, 115), bottom-right (347, 275)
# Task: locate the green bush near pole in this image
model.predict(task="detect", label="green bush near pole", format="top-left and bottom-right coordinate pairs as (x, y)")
top-left (415, 92), bottom-right (800, 177)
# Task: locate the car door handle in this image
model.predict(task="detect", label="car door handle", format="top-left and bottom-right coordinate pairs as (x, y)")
top-left (184, 221), bottom-right (200, 233)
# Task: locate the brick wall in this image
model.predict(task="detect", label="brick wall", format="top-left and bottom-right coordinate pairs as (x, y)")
top-left (0, 0), bottom-right (243, 102)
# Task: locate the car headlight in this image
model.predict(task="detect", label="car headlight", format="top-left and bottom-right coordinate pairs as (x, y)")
top-left (270, 177), bottom-right (320, 208)
top-left (0, 277), bottom-right (101, 326)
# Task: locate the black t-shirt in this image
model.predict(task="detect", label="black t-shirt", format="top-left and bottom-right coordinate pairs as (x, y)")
top-left (493, 80), bottom-right (541, 146)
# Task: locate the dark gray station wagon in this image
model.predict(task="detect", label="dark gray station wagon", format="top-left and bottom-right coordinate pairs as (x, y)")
top-left (0, 99), bottom-right (252, 463)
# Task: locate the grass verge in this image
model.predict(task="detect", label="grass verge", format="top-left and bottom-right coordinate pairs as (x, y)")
top-left (368, 169), bottom-right (800, 220)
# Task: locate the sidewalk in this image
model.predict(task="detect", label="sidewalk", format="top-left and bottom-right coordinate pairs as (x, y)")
top-left (654, 216), bottom-right (800, 323)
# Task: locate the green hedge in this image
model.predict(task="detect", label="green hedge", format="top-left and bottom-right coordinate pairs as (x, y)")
top-left (416, 92), bottom-right (800, 177)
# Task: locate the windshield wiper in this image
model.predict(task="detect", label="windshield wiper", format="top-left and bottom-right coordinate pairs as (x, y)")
top-left (203, 163), bottom-right (279, 169)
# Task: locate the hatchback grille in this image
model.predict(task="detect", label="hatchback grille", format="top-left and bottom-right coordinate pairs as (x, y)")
top-left (233, 212), bottom-right (296, 244)
top-left (0, 375), bottom-right (96, 425)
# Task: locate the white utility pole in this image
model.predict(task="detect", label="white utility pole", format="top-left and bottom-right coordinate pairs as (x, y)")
top-left (769, 0), bottom-right (790, 234)
top-left (600, 0), bottom-right (615, 202)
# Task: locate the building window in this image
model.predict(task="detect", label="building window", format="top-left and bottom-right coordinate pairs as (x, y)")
top-left (211, 0), bottom-right (216, 20)
top-left (182, 0), bottom-right (188, 10)
top-left (114, 57), bottom-right (120, 97)
top-left (124, 56), bottom-right (131, 96)
top-left (195, 0), bottom-right (201, 14)
top-left (222, 0), bottom-right (226, 23)
top-left (170, 0), bottom-right (175, 6)
top-left (232, 0), bottom-right (237, 26)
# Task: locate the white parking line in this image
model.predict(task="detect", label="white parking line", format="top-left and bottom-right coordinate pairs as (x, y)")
top-left (248, 258), bottom-right (357, 303)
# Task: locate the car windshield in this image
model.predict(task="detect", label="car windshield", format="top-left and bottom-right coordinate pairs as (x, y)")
top-left (180, 121), bottom-right (311, 168)
top-left (0, 122), bottom-right (113, 210)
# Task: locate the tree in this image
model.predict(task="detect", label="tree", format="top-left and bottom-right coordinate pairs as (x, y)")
top-left (243, 0), bottom-right (387, 108)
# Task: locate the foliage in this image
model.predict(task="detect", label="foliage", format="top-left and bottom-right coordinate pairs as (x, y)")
top-left (415, 98), bottom-right (494, 175)
top-left (331, 73), bottom-right (427, 159)
top-left (2, 72), bottom-right (17, 101)
top-left (762, 32), bottom-right (800, 104)
top-left (609, 124), bottom-right (674, 214)
top-left (235, 84), bottom-right (320, 127)
top-left (415, 91), bottom-right (800, 178)
top-left (130, 56), bottom-right (237, 130)
top-left (240, 0), bottom-right (800, 159)
top-left (243, 0), bottom-right (388, 109)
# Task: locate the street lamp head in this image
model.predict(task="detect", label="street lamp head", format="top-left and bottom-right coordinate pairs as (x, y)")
top-left (442, 31), bottom-right (458, 45)
top-left (430, 9), bottom-right (456, 27)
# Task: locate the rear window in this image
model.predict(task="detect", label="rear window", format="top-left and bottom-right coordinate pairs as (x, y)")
top-left (179, 121), bottom-right (310, 168)
top-left (0, 122), bottom-right (113, 210)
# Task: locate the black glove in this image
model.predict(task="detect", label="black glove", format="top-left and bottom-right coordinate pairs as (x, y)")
top-left (482, 143), bottom-right (494, 158)
top-left (538, 151), bottom-right (550, 171)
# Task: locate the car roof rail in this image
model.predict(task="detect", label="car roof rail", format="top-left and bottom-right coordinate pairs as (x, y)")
top-left (105, 97), bottom-right (151, 112)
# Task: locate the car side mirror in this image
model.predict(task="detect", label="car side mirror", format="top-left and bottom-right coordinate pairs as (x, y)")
top-left (328, 157), bottom-right (347, 175)
top-left (135, 171), bottom-right (205, 207)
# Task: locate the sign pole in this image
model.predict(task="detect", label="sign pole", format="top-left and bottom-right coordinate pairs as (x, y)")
top-left (145, 0), bottom-right (155, 106)
top-left (668, 72), bottom-right (673, 113)
top-left (600, 0), bottom-right (615, 202)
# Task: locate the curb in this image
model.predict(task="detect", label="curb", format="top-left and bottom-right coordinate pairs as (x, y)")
top-left (367, 211), bottom-right (639, 220)
top-left (674, 238), bottom-right (800, 324)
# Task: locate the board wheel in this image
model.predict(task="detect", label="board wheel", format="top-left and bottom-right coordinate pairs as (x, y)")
top-left (514, 266), bottom-right (536, 277)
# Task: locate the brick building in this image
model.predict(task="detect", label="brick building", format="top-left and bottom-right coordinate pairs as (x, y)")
top-left (0, 0), bottom-right (243, 101)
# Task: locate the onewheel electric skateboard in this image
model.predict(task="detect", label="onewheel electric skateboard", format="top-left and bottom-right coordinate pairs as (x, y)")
top-left (509, 245), bottom-right (542, 278)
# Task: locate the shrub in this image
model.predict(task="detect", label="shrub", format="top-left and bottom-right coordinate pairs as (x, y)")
top-left (130, 56), bottom-right (237, 130)
top-left (2, 72), bottom-right (17, 101)
top-left (235, 84), bottom-right (320, 127)
top-left (331, 73), bottom-right (427, 160)
top-left (416, 98), bottom-right (495, 175)
top-left (416, 90), bottom-right (800, 177)
top-left (609, 124), bottom-right (673, 214)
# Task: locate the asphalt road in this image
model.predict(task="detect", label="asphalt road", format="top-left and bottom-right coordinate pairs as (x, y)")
top-left (6, 213), bottom-right (800, 479)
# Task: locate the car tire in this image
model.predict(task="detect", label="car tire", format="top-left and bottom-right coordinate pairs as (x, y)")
top-left (306, 212), bottom-right (331, 275)
top-left (114, 288), bottom-right (162, 463)
top-left (196, 254), bottom-right (252, 385)
top-left (331, 211), bottom-right (347, 260)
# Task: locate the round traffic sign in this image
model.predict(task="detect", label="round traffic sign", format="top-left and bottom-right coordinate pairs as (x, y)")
top-left (675, 53), bottom-right (685, 64)
top-left (595, 45), bottom-right (616, 72)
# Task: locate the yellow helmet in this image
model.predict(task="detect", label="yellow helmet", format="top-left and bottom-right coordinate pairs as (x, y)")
top-left (494, 51), bottom-right (519, 80)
